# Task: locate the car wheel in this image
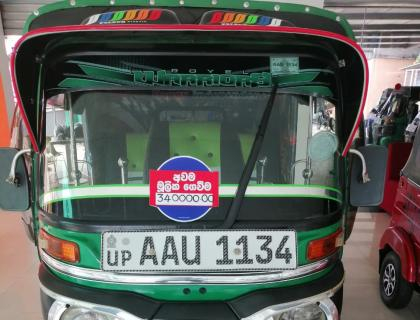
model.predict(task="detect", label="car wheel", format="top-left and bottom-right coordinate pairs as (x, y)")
top-left (380, 251), bottom-right (413, 309)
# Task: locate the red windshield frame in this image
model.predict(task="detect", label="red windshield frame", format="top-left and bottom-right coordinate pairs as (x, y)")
top-left (11, 24), bottom-right (368, 155)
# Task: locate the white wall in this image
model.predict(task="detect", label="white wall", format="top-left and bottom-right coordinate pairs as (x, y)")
top-left (0, 14), bottom-right (15, 125)
top-left (365, 58), bottom-right (415, 116)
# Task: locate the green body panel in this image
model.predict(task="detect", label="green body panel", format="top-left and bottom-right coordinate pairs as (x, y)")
top-left (23, 0), bottom-right (354, 39)
top-left (40, 220), bottom-right (341, 300)
top-left (40, 219), bottom-right (340, 266)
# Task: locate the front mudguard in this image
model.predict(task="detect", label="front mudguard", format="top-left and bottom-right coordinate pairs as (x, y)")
top-left (379, 226), bottom-right (416, 283)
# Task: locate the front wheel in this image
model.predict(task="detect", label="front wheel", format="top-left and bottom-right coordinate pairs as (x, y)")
top-left (379, 251), bottom-right (413, 308)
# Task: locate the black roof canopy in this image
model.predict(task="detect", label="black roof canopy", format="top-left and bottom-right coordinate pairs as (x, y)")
top-left (13, 26), bottom-right (366, 155)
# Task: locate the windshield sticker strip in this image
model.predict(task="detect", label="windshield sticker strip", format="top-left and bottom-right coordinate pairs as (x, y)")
top-left (40, 185), bottom-right (342, 206)
top-left (83, 9), bottom-right (181, 25)
top-left (200, 11), bottom-right (294, 27)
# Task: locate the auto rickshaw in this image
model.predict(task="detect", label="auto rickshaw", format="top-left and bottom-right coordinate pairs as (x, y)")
top-left (0, 1), bottom-right (388, 319)
top-left (365, 87), bottom-right (393, 144)
top-left (405, 108), bottom-right (420, 142)
top-left (372, 86), bottom-right (420, 147)
top-left (369, 86), bottom-right (419, 213)
top-left (379, 120), bottom-right (420, 309)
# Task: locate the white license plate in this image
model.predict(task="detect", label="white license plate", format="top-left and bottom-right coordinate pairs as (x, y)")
top-left (101, 230), bottom-right (297, 272)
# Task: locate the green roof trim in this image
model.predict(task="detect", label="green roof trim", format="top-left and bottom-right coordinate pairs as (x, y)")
top-left (284, 85), bottom-right (333, 97)
top-left (274, 71), bottom-right (320, 85)
top-left (58, 77), bottom-right (122, 88)
top-left (23, 0), bottom-right (354, 39)
top-left (78, 63), bottom-right (133, 81)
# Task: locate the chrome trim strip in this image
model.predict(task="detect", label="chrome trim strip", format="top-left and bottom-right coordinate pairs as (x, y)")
top-left (48, 300), bottom-right (67, 320)
top-left (319, 298), bottom-right (340, 320)
top-left (40, 185), bottom-right (342, 205)
top-left (40, 250), bottom-right (338, 285)
top-left (42, 285), bottom-right (144, 320)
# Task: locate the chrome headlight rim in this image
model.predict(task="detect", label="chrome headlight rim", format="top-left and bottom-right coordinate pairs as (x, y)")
top-left (43, 285), bottom-right (144, 320)
top-left (265, 300), bottom-right (334, 320)
top-left (59, 305), bottom-right (120, 320)
top-left (242, 280), bottom-right (342, 320)
top-left (48, 301), bottom-right (128, 320)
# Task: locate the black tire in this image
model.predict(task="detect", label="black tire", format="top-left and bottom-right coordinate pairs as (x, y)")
top-left (379, 251), bottom-right (413, 309)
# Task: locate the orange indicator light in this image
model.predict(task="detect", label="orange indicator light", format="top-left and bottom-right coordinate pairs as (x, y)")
top-left (39, 229), bottom-right (80, 263)
top-left (307, 228), bottom-right (343, 261)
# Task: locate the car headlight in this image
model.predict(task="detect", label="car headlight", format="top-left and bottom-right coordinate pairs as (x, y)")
top-left (268, 304), bottom-right (326, 320)
top-left (60, 306), bottom-right (122, 320)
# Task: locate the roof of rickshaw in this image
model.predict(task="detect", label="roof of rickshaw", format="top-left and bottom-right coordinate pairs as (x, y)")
top-left (23, 0), bottom-right (354, 39)
top-left (13, 1), bottom-right (367, 155)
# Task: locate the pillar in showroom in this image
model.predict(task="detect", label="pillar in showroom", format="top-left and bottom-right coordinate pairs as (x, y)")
top-left (0, 13), bottom-right (14, 147)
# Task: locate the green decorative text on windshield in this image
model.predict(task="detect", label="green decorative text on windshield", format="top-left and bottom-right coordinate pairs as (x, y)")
top-left (133, 70), bottom-right (272, 87)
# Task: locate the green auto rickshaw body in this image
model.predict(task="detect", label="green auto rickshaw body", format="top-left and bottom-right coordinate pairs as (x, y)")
top-left (4, 1), bottom-right (376, 319)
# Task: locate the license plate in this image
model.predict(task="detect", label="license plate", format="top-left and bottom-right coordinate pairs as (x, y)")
top-left (101, 230), bottom-right (297, 272)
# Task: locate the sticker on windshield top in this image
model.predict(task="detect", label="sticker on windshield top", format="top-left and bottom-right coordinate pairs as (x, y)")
top-left (82, 9), bottom-right (180, 25)
top-left (200, 10), bottom-right (294, 27)
top-left (270, 57), bottom-right (300, 75)
top-left (149, 156), bottom-right (219, 222)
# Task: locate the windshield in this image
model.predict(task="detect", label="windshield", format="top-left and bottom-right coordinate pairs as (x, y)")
top-left (40, 89), bottom-right (340, 223)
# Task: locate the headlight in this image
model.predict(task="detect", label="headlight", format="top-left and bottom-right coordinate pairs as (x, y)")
top-left (60, 306), bottom-right (122, 320)
top-left (268, 304), bottom-right (326, 320)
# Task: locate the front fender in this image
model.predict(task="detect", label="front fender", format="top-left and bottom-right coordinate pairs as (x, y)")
top-left (379, 226), bottom-right (416, 283)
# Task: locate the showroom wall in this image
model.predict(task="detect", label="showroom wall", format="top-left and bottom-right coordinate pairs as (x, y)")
top-left (365, 58), bottom-right (416, 115)
top-left (0, 14), bottom-right (13, 147)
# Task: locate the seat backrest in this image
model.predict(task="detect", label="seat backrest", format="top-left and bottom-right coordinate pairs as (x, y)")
top-left (126, 133), bottom-right (149, 182)
top-left (143, 118), bottom-right (245, 183)
top-left (169, 122), bottom-right (221, 170)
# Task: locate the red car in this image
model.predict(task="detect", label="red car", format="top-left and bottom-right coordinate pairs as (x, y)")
top-left (379, 125), bottom-right (420, 308)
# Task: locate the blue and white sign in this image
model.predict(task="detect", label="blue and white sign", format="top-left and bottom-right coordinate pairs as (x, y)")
top-left (149, 156), bottom-right (219, 222)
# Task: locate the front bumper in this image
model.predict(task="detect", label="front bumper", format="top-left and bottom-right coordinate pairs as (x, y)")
top-left (40, 261), bottom-right (344, 319)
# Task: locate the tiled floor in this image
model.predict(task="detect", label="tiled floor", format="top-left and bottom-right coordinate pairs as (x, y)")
top-left (341, 211), bottom-right (420, 320)
top-left (0, 211), bottom-right (41, 320)
top-left (0, 210), bottom-right (419, 320)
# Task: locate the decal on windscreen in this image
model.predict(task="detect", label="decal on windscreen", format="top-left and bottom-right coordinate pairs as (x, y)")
top-left (133, 70), bottom-right (271, 87)
top-left (200, 10), bottom-right (294, 27)
top-left (149, 156), bottom-right (219, 222)
top-left (270, 57), bottom-right (300, 75)
top-left (59, 61), bottom-right (273, 87)
top-left (83, 9), bottom-right (180, 25)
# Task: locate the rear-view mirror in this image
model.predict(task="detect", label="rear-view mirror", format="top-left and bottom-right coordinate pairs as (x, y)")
top-left (350, 145), bottom-right (388, 207)
top-left (0, 148), bottom-right (31, 211)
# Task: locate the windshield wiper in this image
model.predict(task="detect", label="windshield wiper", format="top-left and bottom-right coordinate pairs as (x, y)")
top-left (221, 83), bottom-right (279, 229)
